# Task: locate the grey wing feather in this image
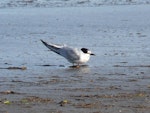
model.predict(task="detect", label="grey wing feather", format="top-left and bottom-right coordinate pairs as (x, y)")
top-left (41, 39), bottom-right (62, 55)
top-left (61, 47), bottom-right (80, 63)
top-left (41, 40), bottom-right (80, 63)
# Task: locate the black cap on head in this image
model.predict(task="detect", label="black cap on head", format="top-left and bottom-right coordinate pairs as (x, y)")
top-left (81, 48), bottom-right (89, 54)
top-left (81, 48), bottom-right (95, 55)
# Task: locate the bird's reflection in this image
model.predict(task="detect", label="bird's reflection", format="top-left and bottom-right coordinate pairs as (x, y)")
top-left (66, 65), bottom-right (90, 74)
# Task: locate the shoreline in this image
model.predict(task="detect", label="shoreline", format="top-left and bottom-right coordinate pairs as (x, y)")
top-left (0, 0), bottom-right (150, 9)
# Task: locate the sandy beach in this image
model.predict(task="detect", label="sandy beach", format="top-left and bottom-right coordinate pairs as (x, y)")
top-left (0, 4), bottom-right (150, 113)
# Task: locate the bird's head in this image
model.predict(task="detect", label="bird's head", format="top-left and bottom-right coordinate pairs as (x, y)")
top-left (81, 48), bottom-right (95, 56)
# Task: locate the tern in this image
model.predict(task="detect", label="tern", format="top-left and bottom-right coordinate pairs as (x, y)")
top-left (41, 40), bottom-right (95, 66)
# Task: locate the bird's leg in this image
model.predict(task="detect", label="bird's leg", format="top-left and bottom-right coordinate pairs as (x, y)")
top-left (76, 63), bottom-right (80, 68)
top-left (70, 63), bottom-right (80, 68)
top-left (72, 63), bottom-right (75, 66)
top-left (71, 63), bottom-right (76, 68)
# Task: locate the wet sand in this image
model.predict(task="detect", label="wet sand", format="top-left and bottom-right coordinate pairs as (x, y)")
top-left (0, 5), bottom-right (150, 113)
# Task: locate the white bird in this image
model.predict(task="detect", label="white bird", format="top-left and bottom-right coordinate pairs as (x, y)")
top-left (41, 40), bottom-right (95, 66)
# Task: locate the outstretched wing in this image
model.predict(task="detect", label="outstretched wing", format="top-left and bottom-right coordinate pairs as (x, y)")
top-left (41, 39), bottom-right (63, 55)
top-left (41, 40), bottom-right (80, 63)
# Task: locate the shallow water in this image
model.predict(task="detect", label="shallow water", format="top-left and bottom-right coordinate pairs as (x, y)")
top-left (0, 5), bottom-right (150, 113)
